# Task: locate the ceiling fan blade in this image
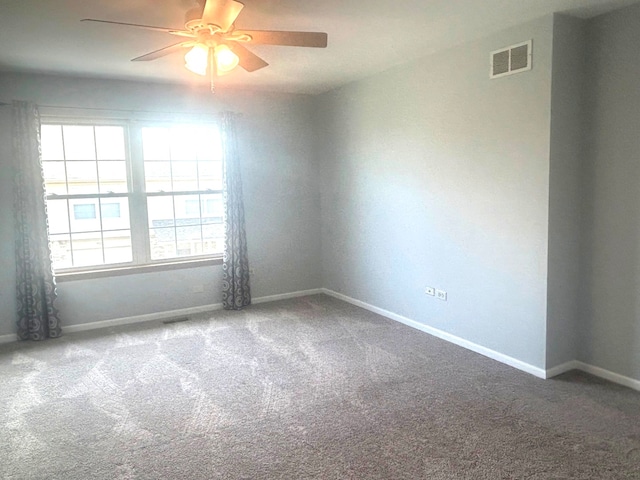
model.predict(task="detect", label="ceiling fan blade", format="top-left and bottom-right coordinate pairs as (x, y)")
top-left (231, 43), bottom-right (269, 72)
top-left (201, 0), bottom-right (244, 32)
top-left (131, 42), bottom-right (189, 62)
top-left (169, 30), bottom-right (196, 39)
top-left (237, 30), bottom-right (328, 48)
top-left (81, 18), bottom-right (183, 34)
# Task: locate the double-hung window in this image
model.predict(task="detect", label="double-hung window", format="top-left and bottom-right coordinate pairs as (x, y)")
top-left (41, 119), bottom-right (224, 273)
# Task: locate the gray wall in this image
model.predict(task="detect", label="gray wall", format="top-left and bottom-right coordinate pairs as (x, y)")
top-left (0, 74), bottom-right (321, 334)
top-left (580, 3), bottom-right (640, 380)
top-left (316, 17), bottom-right (554, 368)
top-left (545, 15), bottom-right (588, 368)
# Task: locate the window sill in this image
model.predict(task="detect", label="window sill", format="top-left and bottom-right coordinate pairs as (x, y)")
top-left (55, 257), bottom-right (222, 283)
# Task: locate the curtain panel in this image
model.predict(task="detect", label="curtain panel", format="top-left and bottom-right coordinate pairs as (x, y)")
top-left (220, 112), bottom-right (251, 310)
top-left (12, 100), bottom-right (62, 340)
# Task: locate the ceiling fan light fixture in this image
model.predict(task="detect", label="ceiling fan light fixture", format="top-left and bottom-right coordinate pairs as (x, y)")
top-left (184, 43), bottom-right (209, 76)
top-left (83, 0), bottom-right (328, 91)
top-left (214, 44), bottom-right (239, 74)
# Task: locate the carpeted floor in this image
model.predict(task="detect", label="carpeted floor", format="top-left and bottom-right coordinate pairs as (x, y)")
top-left (1, 294), bottom-right (639, 479)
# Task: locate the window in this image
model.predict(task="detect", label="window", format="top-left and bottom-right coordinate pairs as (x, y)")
top-left (41, 120), bottom-right (224, 272)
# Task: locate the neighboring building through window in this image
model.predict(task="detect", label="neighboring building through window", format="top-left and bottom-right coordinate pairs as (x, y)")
top-left (73, 203), bottom-right (96, 220)
top-left (41, 121), bottom-right (224, 271)
top-left (102, 202), bottom-right (121, 219)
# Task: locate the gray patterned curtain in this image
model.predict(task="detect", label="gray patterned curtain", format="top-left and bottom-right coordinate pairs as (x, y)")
top-left (221, 112), bottom-right (251, 310)
top-left (220, 112), bottom-right (251, 310)
top-left (12, 101), bottom-right (62, 340)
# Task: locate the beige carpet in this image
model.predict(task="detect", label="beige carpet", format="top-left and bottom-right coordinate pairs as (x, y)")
top-left (1, 294), bottom-right (639, 479)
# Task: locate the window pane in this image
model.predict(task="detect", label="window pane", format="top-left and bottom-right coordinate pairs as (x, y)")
top-left (46, 199), bottom-right (70, 234)
top-left (144, 161), bottom-right (172, 192)
top-left (103, 230), bottom-right (132, 264)
top-left (50, 234), bottom-right (72, 269)
top-left (142, 127), bottom-right (170, 161)
top-left (184, 198), bottom-right (200, 216)
top-left (147, 196), bottom-right (175, 228)
top-left (170, 125), bottom-right (199, 160)
top-left (202, 223), bottom-right (223, 240)
top-left (41, 125), bottom-right (64, 160)
top-left (201, 193), bottom-right (223, 223)
top-left (171, 161), bottom-right (198, 191)
top-left (66, 161), bottom-right (99, 194)
top-left (149, 227), bottom-right (176, 260)
top-left (195, 126), bottom-right (222, 161)
top-left (95, 126), bottom-right (125, 160)
top-left (98, 161), bottom-right (128, 193)
top-left (143, 124), bottom-right (221, 192)
top-left (198, 161), bottom-right (223, 191)
top-left (101, 198), bottom-right (130, 231)
top-left (176, 225), bottom-right (203, 257)
top-left (174, 194), bottom-right (201, 226)
top-left (63, 126), bottom-right (96, 160)
top-left (71, 232), bottom-right (103, 267)
top-left (43, 162), bottom-right (67, 195)
top-left (202, 224), bottom-right (224, 255)
top-left (202, 241), bottom-right (223, 255)
top-left (70, 200), bottom-right (100, 233)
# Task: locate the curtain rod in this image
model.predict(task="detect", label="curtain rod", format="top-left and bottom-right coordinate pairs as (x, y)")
top-left (0, 101), bottom-right (241, 117)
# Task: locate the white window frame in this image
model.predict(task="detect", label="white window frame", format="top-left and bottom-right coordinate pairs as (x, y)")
top-left (42, 116), bottom-right (225, 280)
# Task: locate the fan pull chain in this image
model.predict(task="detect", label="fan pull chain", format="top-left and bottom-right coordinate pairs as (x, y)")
top-left (209, 47), bottom-right (217, 93)
top-left (209, 48), bottom-right (215, 93)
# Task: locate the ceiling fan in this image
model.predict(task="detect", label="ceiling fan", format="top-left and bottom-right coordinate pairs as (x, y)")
top-left (82, 0), bottom-right (328, 91)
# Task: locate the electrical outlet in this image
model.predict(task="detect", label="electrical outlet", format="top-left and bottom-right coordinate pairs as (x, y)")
top-left (249, 268), bottom-right (256, 275)
top-left (436, 289), bottom-right (447, 301)
top-left (192, 284), bottom-right (204, 294)
top-left (425, 286), bottom-right (435, 296)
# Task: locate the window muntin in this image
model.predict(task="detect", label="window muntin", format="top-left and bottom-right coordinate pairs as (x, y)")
top-left (41, 120), bottom-right (224, 272)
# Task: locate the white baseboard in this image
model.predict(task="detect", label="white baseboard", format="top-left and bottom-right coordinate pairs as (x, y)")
top-left (0, 333), bottom-right (18, 344)
top-left (65, 288), bottom-right (323, 334)
top-left (573, 361), bottom-right (640, 392)
top-left (322, 288), bottom-right (548, 379)
top-left (322, 289), bottom-right (640, 392)
top-left (546, 360), bottom-right (640, 392)
top-left (252, 289), bottom-right (323, 305)
top-left (545, 360), bottom-right (581, 379)
top-left (3, 287), bottom-right (639, 393)
top-left (0, 305), bottom-right (225, 341)
top-left (0, 288), bottom-right (324, 342)
top-left (63, 302), bottom-right (224, 334)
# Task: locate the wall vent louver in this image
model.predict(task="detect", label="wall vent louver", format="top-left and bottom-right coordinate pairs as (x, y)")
top-left (490, 40), bottom-right (532, 79)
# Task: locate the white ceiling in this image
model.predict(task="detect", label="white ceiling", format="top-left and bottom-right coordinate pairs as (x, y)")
top-left (0, 0), bottom-right (637, 94)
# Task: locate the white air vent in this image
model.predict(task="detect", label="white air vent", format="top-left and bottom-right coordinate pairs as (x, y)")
top-left (490, 40), bottom-right (532, 79)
